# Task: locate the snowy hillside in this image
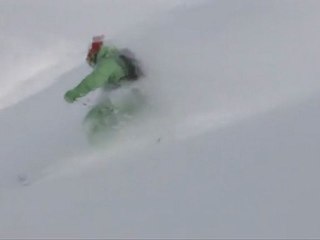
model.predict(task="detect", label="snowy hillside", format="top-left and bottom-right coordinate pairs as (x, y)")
top-left (1, 0), bottom-right (320, 238)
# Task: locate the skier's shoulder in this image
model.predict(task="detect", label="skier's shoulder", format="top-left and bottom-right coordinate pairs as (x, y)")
top-left (98, 45), bottom-right (120, 58)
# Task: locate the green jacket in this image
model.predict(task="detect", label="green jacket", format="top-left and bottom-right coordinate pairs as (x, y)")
top-left (64, 46), bottom-right (127, 103)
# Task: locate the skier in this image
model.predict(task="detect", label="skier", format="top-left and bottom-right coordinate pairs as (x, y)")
top-left (64, 35), bottom-right (139, 104)
top-left (64, 36), bottom-right (142, 142)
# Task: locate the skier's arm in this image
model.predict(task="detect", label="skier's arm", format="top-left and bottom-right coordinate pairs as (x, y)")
top-left (64, 70), bottom-right (107, 103)
top-left (64, 58), bottom-right (126, 103)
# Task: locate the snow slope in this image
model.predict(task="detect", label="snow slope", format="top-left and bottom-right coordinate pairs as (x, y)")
top-left (1, 0), bottom-right (320, 238)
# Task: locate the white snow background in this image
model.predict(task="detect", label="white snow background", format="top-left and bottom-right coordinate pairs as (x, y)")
top-left (0, 0), bottom-right (320, 238)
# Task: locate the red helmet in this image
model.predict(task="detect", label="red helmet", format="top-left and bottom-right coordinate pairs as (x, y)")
top-left (86, 35), bottom-right (104, 66)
